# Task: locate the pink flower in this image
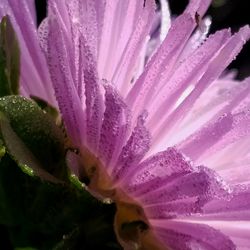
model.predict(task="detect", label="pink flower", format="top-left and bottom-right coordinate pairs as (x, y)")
top-left (1, 0), bottom-right (250, 249)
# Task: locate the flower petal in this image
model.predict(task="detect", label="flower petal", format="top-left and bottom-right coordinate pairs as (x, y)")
top-left (180, 110), bottom-right (250, 163)
top-left (112, 112), bottom-right (151, 183)
top-left (147, 28), bottom-right (231, 134)
top-left (98, 84), bottom-right (130, 168)
top-left (98, 0), bottom-right (155, 91)
top-left (159, 0), bottom-right (171, 42)
top-left (81, 35), bottom-right (104, 152)
top-left (141, 166), bottom-right (228, 218)
top-left (153, 220), bottom-right (235, 250)
top-left (0, 0), bottom-right (55, 104)
top-left (47, 11), bottom-right (85, 148)
top-left (124, 148), bottom-right (193, 195)
top-left (180, 187), bottom-right (250, 248)
top-left (200, 187), bottom-right (250, 221)
top-left (111, 0), bottom-right (156, 96)
top-left (152, 26), bottom-right (250, 147)
top-left (185, 0), bottom-right (212, 16)
top-left (126, 12), bottom-right (196, 119)
top-left (120, 148), bottom-right (228, 220)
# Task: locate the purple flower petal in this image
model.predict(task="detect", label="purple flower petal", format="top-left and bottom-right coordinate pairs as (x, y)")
top-left (200, 187), bottom-right (250, 221)
top-left (147, 28), bottom-right (231, 132)
top-left (118, 148), bottom-right (228, 221)
top-left (111, 0), bottom-right (155, 95)
top-left (112, 112), bottom-right (151, 183)
top-left (173, 187), bottom-right (250, 248)
top-left (154, 220), bottom-right (235, 250)
top-left (142, 167), bottom-right (228, 218)
top-left (47, 11), bottom-right (85, 148)
top-left (66, 0), bottom-right (99, 55)
top-left (219, 162), bottom-right (250, 185)
top-left (0, 0), bottom-right (56, 104)
top-left (80, 35), bottom-right (104, 153)
top-left (152, 26), bottom-right (250, 146)
top-left (98, 0), bottom-right (155, 89)
top-left (123, 147), bottom-right (193, 194)
top-left (38, 18), bottom-right (49, 54)
top-left (185, 0), bottom-right (212, 16)
top-left (126, 12), bottom-right (195, 118)
top-left (98, 84), bottom-right (130, 168)
top-left (180, 109), bottom-right (250, 163)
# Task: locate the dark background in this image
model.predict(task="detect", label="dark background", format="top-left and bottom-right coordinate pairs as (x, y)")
top-left (35, 0), bottom-right (249, 79)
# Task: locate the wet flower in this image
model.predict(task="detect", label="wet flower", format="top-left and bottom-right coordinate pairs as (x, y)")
top-left (1, 0), bottom-right (250, 249)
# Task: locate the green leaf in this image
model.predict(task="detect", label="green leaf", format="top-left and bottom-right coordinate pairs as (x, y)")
top-left (30, 95), bottom-right (59, 121)
top-left (0, 96), bottom-right (68, 181)
top-left (0, 16), bottom-right (20, 96)
top-left (0, 111), bottom-right (63, 183)
top-left (0, 138), bottom-right (6, 159)
top-left (0, 155), bottom-right (121, 249)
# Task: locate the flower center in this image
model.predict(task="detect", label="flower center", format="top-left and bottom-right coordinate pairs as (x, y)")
top-left (75, 148), bottom-right (167, 250)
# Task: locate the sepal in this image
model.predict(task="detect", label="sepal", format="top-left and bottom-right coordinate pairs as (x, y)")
top-left (0, 16), bottom-right (20, 96)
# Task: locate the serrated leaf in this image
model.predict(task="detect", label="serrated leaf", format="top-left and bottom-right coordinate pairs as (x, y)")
top-left (0, 16), bottom-right (20, 96)
top-left (0, 96), bottom-right (68, 181)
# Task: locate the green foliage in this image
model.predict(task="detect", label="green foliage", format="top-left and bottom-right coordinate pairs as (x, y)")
top-left (0, 96), bottom-right (68, 181)
top-left (0, 155), bottom-right (121, 249)
top-left (0, 16), bottom-right (20, 96)
top-left (30, 95), bottom-right (59, 121)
